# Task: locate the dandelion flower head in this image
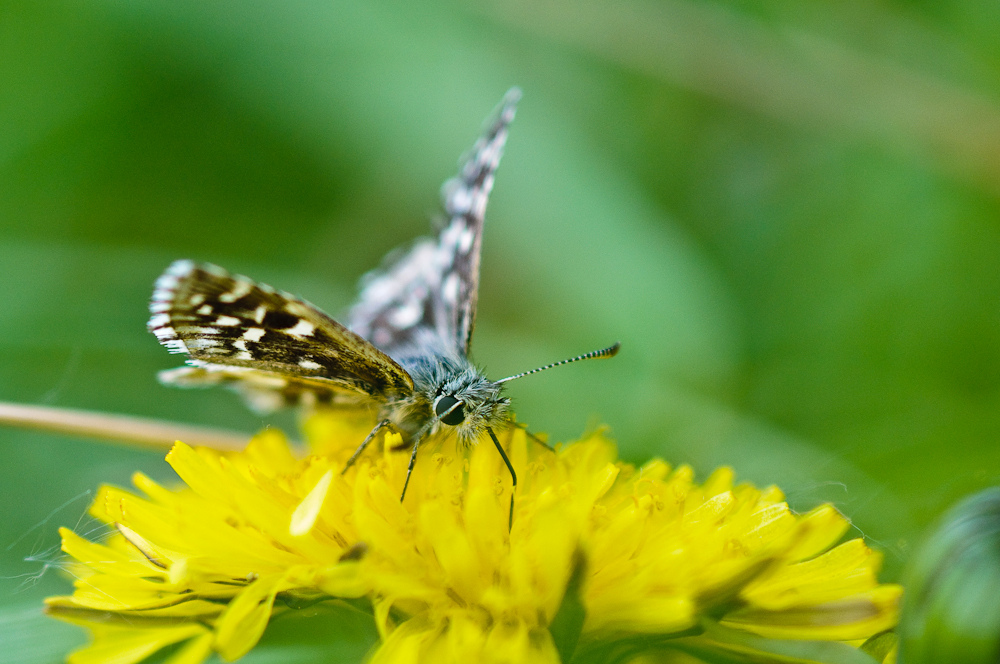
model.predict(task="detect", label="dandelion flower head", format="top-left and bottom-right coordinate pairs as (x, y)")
top-left (47, 412), bottom-right (901, 663)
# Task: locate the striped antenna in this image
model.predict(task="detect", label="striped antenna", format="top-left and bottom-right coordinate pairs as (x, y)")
top-left (496, 342), bottom-right (621, 384)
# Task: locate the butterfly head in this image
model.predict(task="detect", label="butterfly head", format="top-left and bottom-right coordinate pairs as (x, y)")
top-left (410, 342), bottom-right (621, 445)
top-left (433, 394), bottom-right (466, 425)
top-left (419, 362), bottom-right (510, 444)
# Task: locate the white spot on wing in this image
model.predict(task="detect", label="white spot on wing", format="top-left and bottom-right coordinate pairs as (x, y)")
top-left (458, 227), bottom-right (475, 253)
top-left (215, 315), bottom-right (241, 326)
top-left (151, 261), bottom-right (198, 317)
top-left (253, 306), bottom-right (267, 324)
top-left (445, 180), bottom-right (473, 214)
top-left (286, 320), bottom-right (315, 338)
top-left (298, 359), bottom-right (323, 370)
top-left (197, 304), bottom-right (213, 315)
top-left (388, 299), bottom-right (422, 328)
top-left (148, 313), bottom-right (170, 328)
top-left (219, 279), bottom-right (252, 303)
top-left (153, 274), bottom-right (179, 295)
top-left (355, 242), bottom-right (439, 310)
top-left (285, 302), bottom-right (311, 317)
top-left (243, 328), bottom-right (266, 342)
top-left (441, 221), bottom-right (464, 250)
top-left (166, 260), bottom-right (195, 278)
top-left (442, 273), bottom-right (460, 305)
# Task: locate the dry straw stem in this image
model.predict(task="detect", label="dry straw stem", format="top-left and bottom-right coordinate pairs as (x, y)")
top-left (0, 401), bottom-right (248, 451)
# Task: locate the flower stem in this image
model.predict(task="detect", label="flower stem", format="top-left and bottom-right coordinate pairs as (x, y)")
top-left (0, 401), bottom-right (249, 451)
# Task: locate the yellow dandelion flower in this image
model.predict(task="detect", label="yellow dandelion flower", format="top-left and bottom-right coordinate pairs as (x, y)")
top-left (46, 412), bottom-right (901, 663)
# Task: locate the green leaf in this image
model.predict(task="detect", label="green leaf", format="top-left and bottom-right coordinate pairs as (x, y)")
top-left (0, 602), bottom-right (85, 664)
top-left (666, 620), bottom-right (881, 664)
top-left (239, 601), bottom-right (379, 664)
top-left (859, 631), bottom-right (896, 663)
top-left (550, 548), bottom-right (587, 662)
top-left (899, 488), bottom-right (1000, 664)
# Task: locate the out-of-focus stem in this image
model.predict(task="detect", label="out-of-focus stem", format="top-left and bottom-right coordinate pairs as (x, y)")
top-left (478, 0), bottom-right (1000, 195)
top-left (0, 401), bottom-right (249, 451)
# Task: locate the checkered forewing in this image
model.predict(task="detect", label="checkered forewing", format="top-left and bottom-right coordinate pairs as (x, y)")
top-left (348, 88), bottom-right (520, 357)
top-left (148, 261), bottom-right (414, 409)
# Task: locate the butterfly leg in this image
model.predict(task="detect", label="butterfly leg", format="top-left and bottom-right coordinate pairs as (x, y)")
top-left (400, 435), bottom-right (424, 503)
top-left (487, 426), bottom-right (517, 530)
top-left (342, 418), bottom-right (394, 474)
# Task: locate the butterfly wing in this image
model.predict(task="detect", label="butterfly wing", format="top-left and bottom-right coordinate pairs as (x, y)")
top-left (149, 260), bottom-right (414, 411)
top-left (348, 88), bottom-right (520, 357)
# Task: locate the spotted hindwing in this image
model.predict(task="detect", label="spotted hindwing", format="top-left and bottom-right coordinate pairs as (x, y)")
top-left (148, 261), bottom-right (414, 410)
top-left (348, 88), bottom-right (520, 357)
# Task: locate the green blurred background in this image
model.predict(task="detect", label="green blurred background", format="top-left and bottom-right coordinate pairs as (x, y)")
top-left (4, 0), bottom-right (1000, 660)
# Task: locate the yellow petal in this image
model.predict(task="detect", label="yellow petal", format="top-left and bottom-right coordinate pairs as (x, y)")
top-left (213, 576), bottom-right (286, 661)
top-left (243, 428), bottom-right (297, 474)
top-left (722, 584), bottom-right (903, 641)
top-left (68, 625), bottom-right (206, 664)
top-left (419, 499), bottom-right (481, 600)
top-left (314, 561), bottom-right (369, 598)
top-left (783, 505), bottom-right (851, 562)
top-left (743, 539), bottom-right (882, 609)
top-left (585, 596), bottom-right (695, 634)
top-left (369, 613), bottom-right (435, 664)
top-left (164, 632), bottom-right (214, 664)
top-left (290, 470), bottom-right (333, 536)
top-left (59, 528), bottom-right (155, 578)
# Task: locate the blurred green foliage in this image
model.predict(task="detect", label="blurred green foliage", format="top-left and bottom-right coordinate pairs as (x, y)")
top-left (899, 488), bottom-right (1000, 663)
top-left (3, 0), bottom-right (1000, 660)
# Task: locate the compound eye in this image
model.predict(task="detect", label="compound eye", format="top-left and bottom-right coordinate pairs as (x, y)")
top-left (434, 395), bottom-right (466, 425)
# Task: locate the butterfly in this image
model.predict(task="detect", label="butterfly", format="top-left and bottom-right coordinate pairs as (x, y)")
top-left (147, 88), bottom-right (619, 512)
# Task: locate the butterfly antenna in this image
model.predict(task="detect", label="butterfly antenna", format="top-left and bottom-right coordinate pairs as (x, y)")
top-left (495, 342), bottom-right (621, 385)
